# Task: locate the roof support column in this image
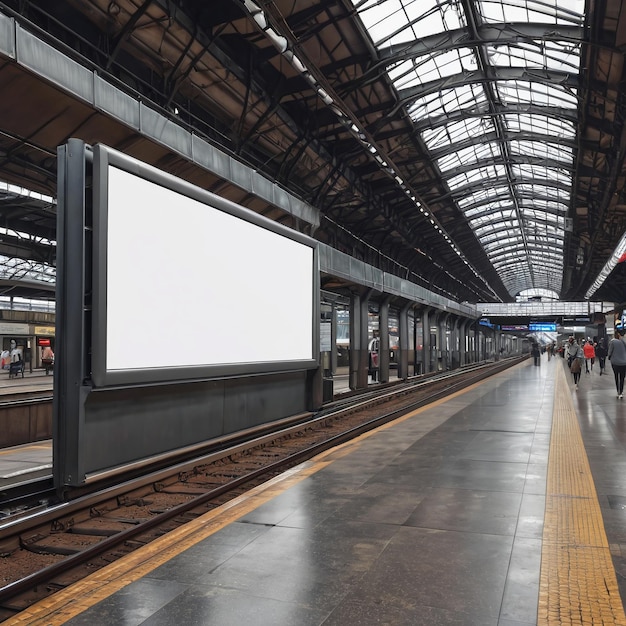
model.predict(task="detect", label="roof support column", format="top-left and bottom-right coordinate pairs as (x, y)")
top-left (420, 307), bottom-right (433, 374)
top-left (468, 320), bottom-right (479, 364)
top-left (398, 301), bottom-right (412, 380)
top-left (439, 312), bottom-right (452, 371)
top-left (495, 329), bottom-right (503, 360)
top-left (349, 289), bottom-right (371, 390)
top-left (458, 318), bottom-right (469, 366)
top-left (378, 296), bottom-right (392, 383)
top-left (433, 310), bottom-right (445, 371)
top-left (450, 316), bottom-right (461, 369)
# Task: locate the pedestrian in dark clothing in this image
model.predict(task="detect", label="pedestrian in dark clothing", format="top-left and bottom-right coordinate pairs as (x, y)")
top-left (595, 338), bottom-right (607, 375)
top-left (531, 342), bottom-right (541, 366)
top-left (608, 330), bottom-right (626, 399)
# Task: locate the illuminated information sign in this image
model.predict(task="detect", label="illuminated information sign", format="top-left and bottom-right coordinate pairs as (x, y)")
top-left (529, 322), bottom-right (556, 332)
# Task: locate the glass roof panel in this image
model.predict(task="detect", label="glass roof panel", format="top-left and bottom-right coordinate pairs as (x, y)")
top-left (457, 185), bottom-right (510, 209)
top-left (408, 84), bottom-right (488, 121)
top-left (475, 218), bottom-right (519, 233)
top-left (497, 80), bottom-right (578, 109)
top-left (505, 113), bottom-right (575, 137)
top-left (0, 256), bottom-right (55, 283)
top-left (422, 117), bottom-right (495, 150)
top-left (510, 140), bottom-right (573, 163)
top-left (486, 41), bottom-right (580, 73)
top-left (0, 180), bottom-right (57, 288)
top-left (355, 0), bottom-right (463, 47)
top-left (516, 182), bottom-right (570, 201)
top-left (465, 206), bottom-right (514, 220)
top-left (388, 48), bottom-right (475, 90)
top-left (513, 164), bottom-right (572, 187)
top-left (478, 0), bottom-right (585, 25)
top-left (482, 230), bottom-right (558, 247)
top-left (353, 0), bottom-right (584, 297)
top-left (437, 142), bottom-right (503, 173)
top-left (447, 164), bottom-right (506, 190)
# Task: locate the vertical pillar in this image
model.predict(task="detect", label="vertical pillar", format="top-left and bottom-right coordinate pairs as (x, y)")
top-left (434, 311), bottom-right (444, 371)
top-left (468, 320), bottom-right (478, 363)
top-left (349, 290), bottom-right (370, 390)
top-left (459, 319), bottom-right (468, 366)
top-left (330, 301), bottom-right (338, 374)
top-left (421, 307), bottom-right (432, 374)
top-left (379, 297), bottom-right (391, 383)
top-left (54, 139), bottom-right (90, 491)
top-left (451, 317), bottom-right (460, 369)
top-left (477, 325), bottom-right (485, 361)
top-left (398, 302), bottom-right (411, 380)
top-left (440, 313), bottom-right (451, 370)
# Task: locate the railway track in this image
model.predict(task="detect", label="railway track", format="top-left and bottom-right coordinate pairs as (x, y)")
top-left (0, 357), bottom-right (525, 622)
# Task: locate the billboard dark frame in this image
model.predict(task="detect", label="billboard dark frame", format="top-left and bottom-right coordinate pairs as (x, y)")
top-left (92, 144), bottom-right (319, 387)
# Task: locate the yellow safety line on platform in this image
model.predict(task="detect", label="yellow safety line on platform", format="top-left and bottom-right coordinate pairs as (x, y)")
top-left (538, 364), bottom-right (626, 625)
top-left (0, 442), bottom-right (50, 457)
top-left (5, 363), bottom-right (524, 625)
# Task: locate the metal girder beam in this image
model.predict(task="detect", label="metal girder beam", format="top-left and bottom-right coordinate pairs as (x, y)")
top-left (427, 130), bottom-right (577, 161)
top-left (444, 175), bottom-right (571, 201)
top-left (377, 23), bottom-right (583, 64)
top-left (106, 0), bottom-right (156, 71)
top-left (366, 105), bottom-right (578, 143)
top-left (0, 236), bottom-right (53, 264)
top-left (484, 240), bottom-right (564, 257)
top-left (340, 23), bottom-right (581, 95)
top-left (397, 67), bottom-right (578, 107)
top-left (456, 193), bottom-right (569, 216)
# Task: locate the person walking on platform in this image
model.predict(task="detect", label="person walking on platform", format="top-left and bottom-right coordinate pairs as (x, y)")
top-left (608, 330), bottom-right (626, 399)
top-left (567, 336), bottom-right (584, 390)
top-left (531, 342), bottom-right (541, 366)
top-left (566, 336), bottom-right (578, 368)
top-left (583, 339), bottom-right (595, 373)
top-left (596, 337), bottom-right (608, 375)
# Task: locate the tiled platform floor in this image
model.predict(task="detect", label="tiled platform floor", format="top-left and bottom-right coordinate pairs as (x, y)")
top-left (8, 355), bottom-right (626, 625)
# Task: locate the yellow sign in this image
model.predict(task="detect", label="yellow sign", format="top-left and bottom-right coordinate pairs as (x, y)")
top-left (34, 326), bottom-right (56, 336)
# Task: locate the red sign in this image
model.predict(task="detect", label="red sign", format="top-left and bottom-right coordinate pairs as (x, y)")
top-left (37, 338), bottom-right (51, 346)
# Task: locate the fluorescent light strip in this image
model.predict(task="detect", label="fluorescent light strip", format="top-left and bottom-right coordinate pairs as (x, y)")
top-left (585, 231), bottom-right (626, 299)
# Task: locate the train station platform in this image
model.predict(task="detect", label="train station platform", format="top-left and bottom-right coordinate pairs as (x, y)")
top-left (0, 371), bottom-right (53, 490)
top-left (0, 367), bottom-right (52, 396)
top-left (7, 355), bottom-right (626, 625)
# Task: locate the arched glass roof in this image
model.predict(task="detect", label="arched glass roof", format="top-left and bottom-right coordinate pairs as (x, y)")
top-left (352, 0), bottom-right (584, 298)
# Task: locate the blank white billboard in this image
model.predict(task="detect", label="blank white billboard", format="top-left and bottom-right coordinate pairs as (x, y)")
top-left (92, 146), bottom-right (317, 385)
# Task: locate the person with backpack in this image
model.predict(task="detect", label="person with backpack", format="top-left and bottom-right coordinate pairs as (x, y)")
top-left (567, 336), bottom-right (584, 390)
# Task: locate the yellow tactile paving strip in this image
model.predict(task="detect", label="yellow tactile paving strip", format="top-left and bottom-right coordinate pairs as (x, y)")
top-left (538, 364), bottom-right (626, 625)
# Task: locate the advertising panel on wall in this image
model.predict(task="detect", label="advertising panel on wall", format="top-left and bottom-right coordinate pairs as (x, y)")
top-left (92, 144), bottom-right (319, 386)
